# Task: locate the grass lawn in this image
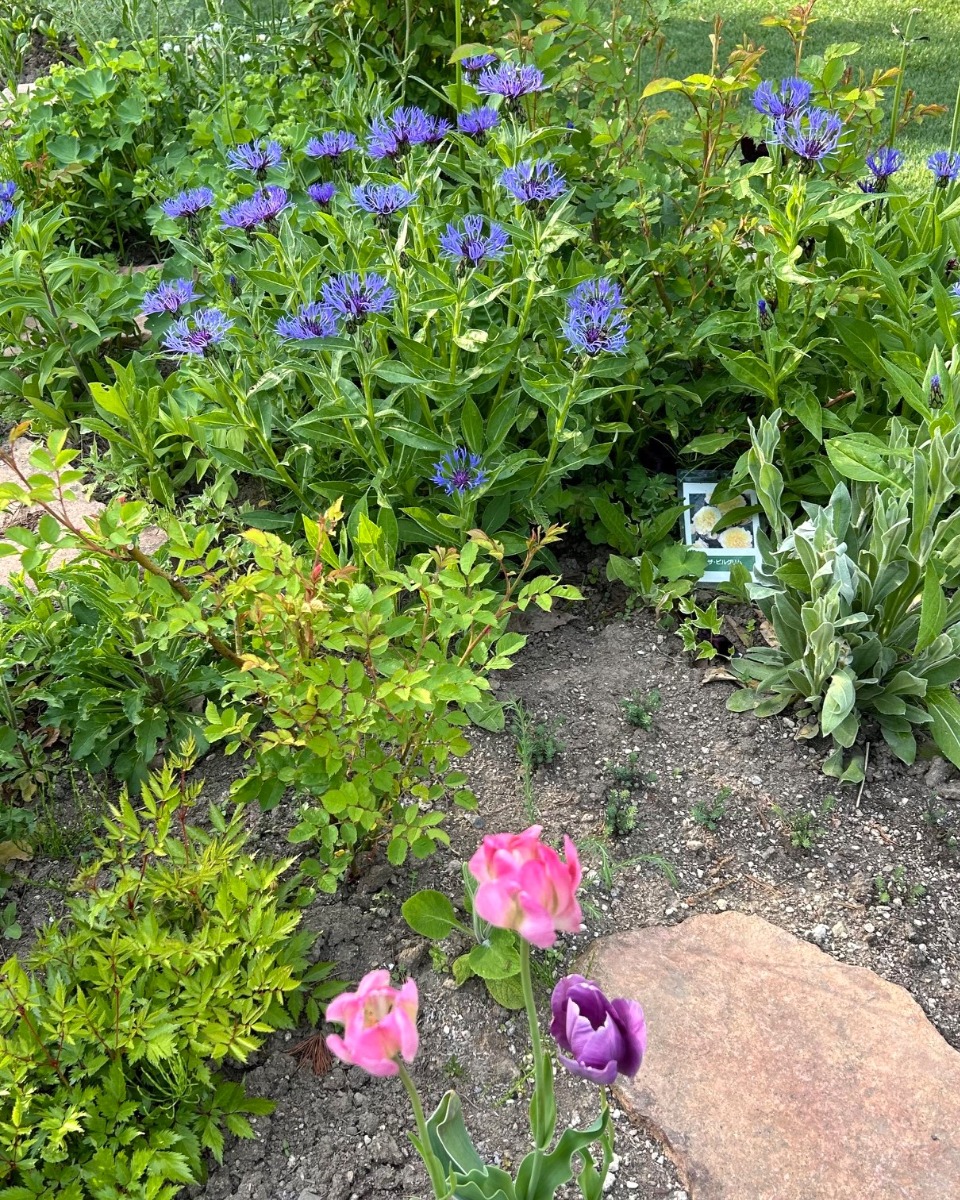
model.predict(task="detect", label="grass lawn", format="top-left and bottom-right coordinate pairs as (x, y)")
top-left (663, 0), bottom-right (960, 163)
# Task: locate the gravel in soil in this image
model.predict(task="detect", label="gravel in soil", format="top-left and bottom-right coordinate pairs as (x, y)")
top-left (6, 604), bottom-right (959, 1200)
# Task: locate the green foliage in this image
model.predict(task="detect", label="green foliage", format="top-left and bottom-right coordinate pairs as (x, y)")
top-left (603, 787), bottom-right (637, 839)
top-left (677, 595), bottom-right (724, 660)
top-left (607, 543), bottom-right (708, 612)
top-left (731, 411), bottom-right (960, 775)
top-left (872, 865), bottom-right (926, 905)
top-left (692, 787), bottom-right (729, 831)
top-left (619, 688), bottom-right (661, 730)
top-left (402, 869), bottom-right (526, 1011)
top-left (772, 795), bottom-right (836, 851)
top-left (604, 752), bottom-right (654, 789)
top-left (0, 745), bottom-right (337, 1199)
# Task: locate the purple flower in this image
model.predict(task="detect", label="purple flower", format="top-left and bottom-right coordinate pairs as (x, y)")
top-left (306, 131), bottom-right (358, 162)
top-left (458, 106), bottom-right (499, 142)
top-left (773, 107), bottom-right (843, 170)
top-left (951, 282), bottom-right (960, 309)
top-left (500, 158), bottom-right (567, 214)
top-left (931, 373), bottom-right (944, 406)
top-left (220, 186), bottom-right (289, 231)
top-left (549, 975), bottom-right (646, 1085)
top-left (757, 297), bottom-right (774, 330)
top-left (367, 107), bottom-right (432, 161)
top-left (460, 53), bottom-right (498, 76)
top-left (226, 138), bottom-right (283, 179)
top-left (276, 302), bottom-right (339, 341)
top-left (320, 272), bottom-right (395, 331)
top-left (431, 447), bottom-right (487, 495)
top-left (423, 115), bottom-right (452, 145)
top-left (0, 184), bottom-right (15, 229)
top-left (307, 181), bottom-right (336, 208)
top-left (477, 61), bottom-right (546, 104)
top-left (928, 150), bottom-right (960, 187)
top-left (162, 308), bottom-right (233, 356)
top-left (352, 182), bottom-right (417, 222)
top-left (0, 181), bottom-right (16, 202)
top-left (752, 78), bottom-right (812, 121)
top-left (161, 187), bottom-right (214, 220)
top-left (141, 277), bottom-right (199, 315)
top-left (439, 214), bottom-right (509, 269)
top-left (561, 277), bottom-right (628, 357)
top-left (866, 146), bottom-right (903, 183)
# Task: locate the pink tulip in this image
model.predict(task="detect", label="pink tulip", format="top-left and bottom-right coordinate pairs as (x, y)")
top-left (468, 825), bottom-right (583, 948)
top-left (325, 969), bottom-right (419, 1077)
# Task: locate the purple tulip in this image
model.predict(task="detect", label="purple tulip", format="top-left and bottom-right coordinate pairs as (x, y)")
top-left (549, 975), bottom-right (646, 1085)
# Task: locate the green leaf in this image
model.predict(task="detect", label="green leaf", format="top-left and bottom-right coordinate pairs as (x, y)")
top-left (484, 973), bottom-right (525, 1010)
top-left (916, 563), bottom-right (947, 655)
top-left (401, 890), bottom-right (461, 941)
top-left (514, 1110), bottom-right (608, 1200)
top-left (681, 431), bottom-right (741, 455)
top-left (927, 687), bottom-right (960, 769)
top-left (825, 435), bottom-right (908, 488)
top-left (820, 669), bottom-right (856, 736)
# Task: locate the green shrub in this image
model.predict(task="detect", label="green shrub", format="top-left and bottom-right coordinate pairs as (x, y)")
top-left (0, 746), bottom-right (336, 1199)
top-left (730, 410), bottom-right (960, 780)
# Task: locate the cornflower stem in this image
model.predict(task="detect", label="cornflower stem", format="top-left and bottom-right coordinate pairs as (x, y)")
top-left (398, 1063), bottom-right (450, 1198)
top-left (318, 360), bottom-right (379, 473)
top-left (493, 271), bottom-right (538, 407)
top-left (360, 351), bottom-right (391, 470)
top-left (532, 367), bottom-right (584, 499)
top-left (449, 277), bottom-right (466, 382)
top-left (887, 9), bottom-right (917, 150)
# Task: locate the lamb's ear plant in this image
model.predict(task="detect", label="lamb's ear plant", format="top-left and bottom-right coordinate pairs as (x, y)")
top-left (730, 410), bottom-right (960, 780)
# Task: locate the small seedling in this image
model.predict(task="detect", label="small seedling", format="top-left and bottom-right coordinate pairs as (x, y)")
top-left (772, 795), bottom-right (836, 852)
top-left (429, 944), bottom-right (449, 974)
top-left (872, 865), bottom-right (926, 906)
top-left (924, 805), bottom-right (960, 858)
top-left (604, 753), bottom-right (655, 789)
top-left (604, 788), bottom-right (638, 839)
top-left (508, 700), bottom-right (565, 820)
top-left (620, 689), bottom-right (661, 730)
top-left (443, 1055), bottom-right (466, 1080)
top-left (692, 786), bottom-right (730, 831)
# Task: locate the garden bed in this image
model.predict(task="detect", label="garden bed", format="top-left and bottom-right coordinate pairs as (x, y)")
top-left (115, 600), bottom-right (960, 1200)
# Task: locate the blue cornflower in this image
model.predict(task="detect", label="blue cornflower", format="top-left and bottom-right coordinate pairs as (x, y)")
top-left (561, 278), bottom-right (629, 358)
top-left (423, 115), bottom-right (452, 145)
top-left (928, 150), bottom-right (960, 187)
top-left (773, 107), bottom-right (843, 170)
top-left (757, 298), bottom-right (774, 330)
top-left (276, 302), bottom-right (339, 341)
top-left (367, 107), bottom-right (432, 161)
top-left (477, 61), bottom-right (546, 105)
top-left (307, 182), bottom-right (336, 208)
top-left (752, 78), bottom-right (812, 121)
top-left (500, 158), bottom-right (567, 214)
top-left (931, 374), bottom-right (944, 406)
top-left (161, 187), bottom-right (214, 220)
top-left (951, 282), bottom-right (960, 309)
top-left (226, 138), bottom-right (283, 179)
top-left (439, 214), bottom-right (509, 271)
top-left (458, 106), bottom-right (499, 142)
top-left (321, 272), bottom-right (395, 331)
top-left (432, 446), bottom-right (487, 495)
top-left (220, 186), bottom-right (289, 231)
top-left (162, 308), bottom-right (233, 356)
top-left (866, 146), bottom-right (903, 182)
top-left (352, 182), bottom-right (417, 225)
top-left (460, 53), bottom-right (498, 76)
top-left (306, 131), bottom-right (358, 161)
top-left (0, 181), bottom-right (16, 202)
top-left (0, 183), bottom-right (16, 229)
top-left (141, 277), bottom-right (199, 315)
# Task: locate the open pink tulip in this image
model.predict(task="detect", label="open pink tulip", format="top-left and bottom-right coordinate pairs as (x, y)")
top-left (325, 969), bottom-right (419, 1077)
top-left (468, 825), bottom-right (583, 948)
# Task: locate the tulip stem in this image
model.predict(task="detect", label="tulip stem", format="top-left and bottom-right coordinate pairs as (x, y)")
top-left (398, 1063), bottom-right (449, 1198)
top-left (519, 938), bottom-right (553, 1165)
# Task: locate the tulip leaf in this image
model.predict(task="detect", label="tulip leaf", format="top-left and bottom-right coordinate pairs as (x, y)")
top-left (425, 1091), bottom-right (487, 1177)
top-left (514, 1109), bottom-right (608, 1200)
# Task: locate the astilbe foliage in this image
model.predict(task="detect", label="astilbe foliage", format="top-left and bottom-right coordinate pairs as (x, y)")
top-left (0, 748), bottom-right (332, 1200)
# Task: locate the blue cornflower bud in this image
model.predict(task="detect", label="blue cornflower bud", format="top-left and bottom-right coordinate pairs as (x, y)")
top-left (772, 107), bottom-right (843, 171)
top-left (352, 182), bottom-right (417, 225)
top-left (307, 182), bottom-right (336, 208)
top-left (439, 214), bottom-right (509, 270)
top-left (226, 138), bottom-right (283, 179)
top-left (460, 53), bottom-right (498, 76)
top-left (757, 298), bottom-right (774, 330)
top-left (752, 78), bottom-right (812, 121)
top-left (561, 278), bottom-right (629, 358)
top-left (276, 302), bottom-right (339, 341)
top-left (930, 374), bottom-right (944, 406)
top-left (162, 308), bottom-right (233, 356)
top-left (367, 107), bottom-right (433, 161)
top-left (161, 187), bottom-right (214, 220)
top-left (320, 272), bottom-right (395, 332)
top-left (431, 446), bottom-right (487, 495)
top-left (458, 106), bottom-right (499, 143)
top-left (928, 150), bottom-right (960, 187)
top-left (0, 182), bottom-right (16, 230)
top-left (306, 131), bottom-right (358, 162)
top-left (141, 277), bottom-right (199, 316)
top-left (500, 158), bottom-right (566, 215)
top-left (477, 61), bottom-right (546, 102)
top-left (220, 186), bottom-right (289, 231)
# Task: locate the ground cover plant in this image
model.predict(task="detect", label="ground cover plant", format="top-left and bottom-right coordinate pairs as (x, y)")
top-left (1, 0), bottom-right (960, 1195)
